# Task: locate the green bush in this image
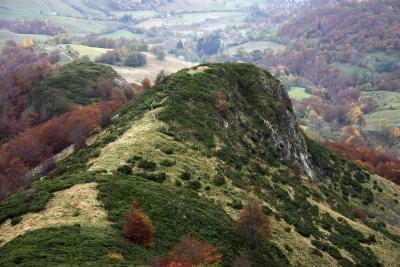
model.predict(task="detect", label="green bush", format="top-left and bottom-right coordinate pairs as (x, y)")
top-left (311, 240), bottom-right (342, 259)
top-left (160, 159), bottom-right (176, 167)
top-left (187, 180), bottom-right (201, 191)
top-left (138, 159), bottom-right (157, 171)
top-left (138, 172), bottom-right (166, 183)
top-left (262, 206), bottom-right (273, 216)
top-left (319, 213), bottom-right (335, 231)
top-left (295, 220), bottom-right (319, 237)
top-left (212, 175), bottom-right (226, 186)
top-left (362, 189), bottom-right (374, 205)
top-left (127, 155), bottom-right (143, 164)
top-left (161, 147), bottom-right (174, 155)
top-left (124, 52), bottom-right (147, 67)
top-left (10, 216), bottom-right (22, 226)
top-left (180, 171), bottom-right (192, 180)
top-left (117, 165), bottom-right (132, 175)
top-left (284, 244), bottom-right (293, 253)
top-left (311, 248), bottom-right (323, 257)
top-left (230, 199), bottom-right (243, 210)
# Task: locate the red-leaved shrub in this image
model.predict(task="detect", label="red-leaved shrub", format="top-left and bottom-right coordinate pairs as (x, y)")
top-left (123, 199), bottom-right (155, 247)
top-left (160, 236), bottom-right (221, 267)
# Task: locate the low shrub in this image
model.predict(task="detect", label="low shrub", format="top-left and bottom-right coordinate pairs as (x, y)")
top-left (10, 216), bottom-right (22, 226)
top-left (127, 155), bottom-right (143, 164)
top-left (284, 244), bottom-right (293, 254)
top-left (138, 159), bottom-right (157, 171)
top-left (138, 172), bottom-right (167, 183)
top-left (180, 171), bottom-right (192, 180)
top-left (160, 159), bottom-right (176, 167)
top-left (295, 220), bottom-right (319, 237)
top-left (212, 175), bottom-right (226, 186)
top-left (187, 180), bottom-right (201, 191)
top-left (117, 165), bottom-right (132, 175)
top-left (161, 147), bottom-right (174, 155)
top-left (230, 199), bottom-right (243, 210)
top-left (311, 248), bottom-right (323, 257)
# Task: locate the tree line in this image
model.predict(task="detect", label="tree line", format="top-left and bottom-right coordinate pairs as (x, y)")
top-left (0, 19), bottom-right (66, 36)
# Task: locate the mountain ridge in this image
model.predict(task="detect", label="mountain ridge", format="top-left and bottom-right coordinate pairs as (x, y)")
top-left (0, 63), bottom-right (399, 266)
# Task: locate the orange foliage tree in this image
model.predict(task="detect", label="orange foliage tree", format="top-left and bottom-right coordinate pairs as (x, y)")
top-left (163, 236), bottom-right (221, 267)
top-left (123, 199), bottom-right (155, 247)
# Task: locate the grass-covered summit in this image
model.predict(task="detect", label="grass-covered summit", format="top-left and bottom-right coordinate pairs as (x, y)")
top-left (0, 63), bottom-right (399, 267)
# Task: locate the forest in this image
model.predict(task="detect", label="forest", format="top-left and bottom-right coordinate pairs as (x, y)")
top-left (0, 41), bottom-right (139, 200)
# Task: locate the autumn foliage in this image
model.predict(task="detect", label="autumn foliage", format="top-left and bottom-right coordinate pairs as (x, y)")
top-left (123, 199), bottom-right (155, 247)
top-left (279, 0), bottom-right (400, 53)
top-left (235, 200), bottom-right (272, 250)
top-left (0, 101), bottom-right (123, 200)
top-left (0, 19), bottom-right (66, 36)
top-left (211, 90), bottom-right (231, 117)
top-left (324, 141), bottom-right (400, 185)
top-left (160, 236), bottom-right (221, 267)
top-left (0, 41), bottom-right (52, 142)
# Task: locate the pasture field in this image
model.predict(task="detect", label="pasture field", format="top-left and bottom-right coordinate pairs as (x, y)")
top-left (364, 91), bottom-right (400, 111)
top-left (135, 11), bottom-right (243, 29)
top-left (58, 44), bottom-right (111, 60)
top-left (0, 0), bottom-right (110, 18)
top-left (159, 0), bottom-right (268, 12)
top-left (98, 30), bottom-right (144, 40)
top-left (111, 10), bottom-right (159, 19)
top-left (364, 110), bottom-right (400, 132)
top-left (0, 30), bottom-right (50, 43)
top-left (363, 91), bottom-right (400, 132)
top-left (226, 41), bottom-right (285, 55)
top-left (112, 52), bottom-right (193, 84)
top-left (288, 87), bottom-right (312, 101)
top-left (334, 63), bottom-right (368, 78)
top-left (0, 9), bottom-right (112, 35)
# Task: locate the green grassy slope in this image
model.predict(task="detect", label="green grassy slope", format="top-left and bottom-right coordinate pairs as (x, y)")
top-left (0, 63), bottom-right (399, 266)
top-left (28, 61), bottom-right (120, 120)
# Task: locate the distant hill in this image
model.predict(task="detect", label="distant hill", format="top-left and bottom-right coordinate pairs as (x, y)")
top-left (0, 63), bottom-right (399, 266)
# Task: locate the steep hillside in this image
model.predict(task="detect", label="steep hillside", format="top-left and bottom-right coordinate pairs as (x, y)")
top-left (0, 63), bottom-right (399, 266)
